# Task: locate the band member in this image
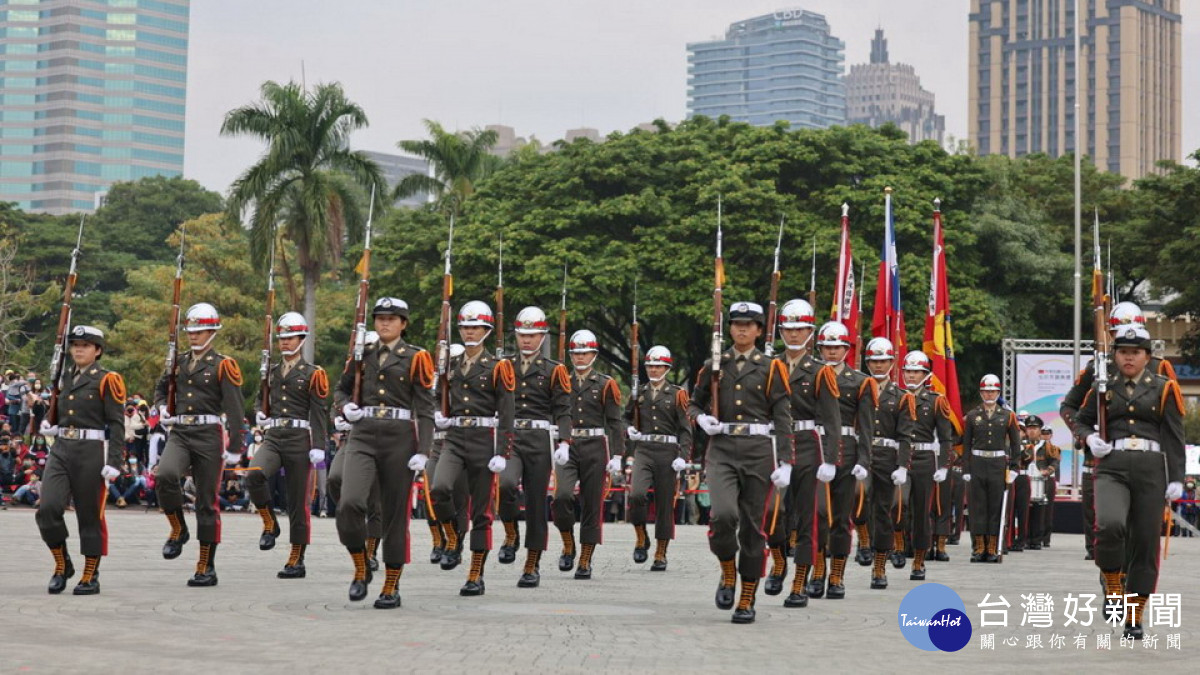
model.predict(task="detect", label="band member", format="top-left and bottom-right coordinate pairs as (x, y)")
top-left (809, 321), bottom-right (876, 600)
top-left (154, 303), bottom-right (245, 587)
top-left (1038, 426), bottom-right (1060, 547)
top-left (36, 326), bottom-right (126, 595)
top-left (553, 329), bottom-right (624, 580)
top-left (625, 345), bottom-right (693, 571)
top-left (1007, 416), bottom-right (1035, 552)
top-left (1024, 415), bottom-right (1053, 550)
top-left (691, 302), bottom-right (794, 624)
top-left (431, 301), bottom-right (515, 596)
top-left (247, 312), bottom-right (329, 579)
top-left (1074, 325), bottom-right (1185, 639)
top-left (962, 374), bottom-right (1020, 563)
top-left (862, 338), bottom-right (913, 589)
top-left (497, 307), bottom-right (572, 588)
top-left (333, 297), bottom-right (435, 608)
top-left (900, 351), bottom-right (955, 580)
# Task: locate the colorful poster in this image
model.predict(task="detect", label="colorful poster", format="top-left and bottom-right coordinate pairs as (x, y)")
top-left (1014, 353), bottom-right (1092, 487)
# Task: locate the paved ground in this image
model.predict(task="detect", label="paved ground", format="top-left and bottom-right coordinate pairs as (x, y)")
top-left (1, 507), bottom-right (1196, 672)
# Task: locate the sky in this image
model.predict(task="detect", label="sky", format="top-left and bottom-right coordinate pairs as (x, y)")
top-left (183, 0), bottom-right (1198, 195)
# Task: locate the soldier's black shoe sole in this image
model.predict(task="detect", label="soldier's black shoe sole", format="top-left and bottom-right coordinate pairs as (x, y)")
top-left (517, 572), bottom-right (540, 588)
top-left (72, 580), bottom-right (100, 595)
top-left (374, 592), bottom-right (401, 609)
top-left (731, 607), bottom-right (756, 624)
top-left (460, 579), bottom-right (486, 596)
top-left (574, 566), bottom-right (592, 580)
top-left (890, 552), bottom-right (907, 569)
top-left (764, 574), bottom-right (785, 596)
top-left (826, 583), bottom-right (846, 599)
top-left (187, 569), bottom-right (218, 587)
top-left (910, 569), bottom-right (926, 581)
top-left (650, 560), bottom-right (667, 571)
top-left (783, 592), bottom-right (809, 608)
top-left (855, 547), bottom-right (872, 567)
top-left (871, 576), bottom-right (888, 589)
top-left (277, 564), bottom-right (306, 579)
top-left (440, 549), bottom-right (462, 571)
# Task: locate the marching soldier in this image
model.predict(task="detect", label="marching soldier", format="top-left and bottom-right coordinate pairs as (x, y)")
top-left (1024, 415), bottom-right (1053, 550)
top-left (553, 329), bottom-right (624, 580)
top-left (1073, 324), bottom-right (1185, 639)
top-left (765, 299), bottom-right (841, 608)
top-left (809, 322), bottom-right (876, 600)
top-left (431, 301), bottom-right (516, 596)
top-left (691, 301), bottom-right (794, 624)
top-left (497, 307), bottom-right (572, 588)
top-left (900, 351), bottom-right (955, 579)
top-left (154, 303), bottom-right (245, 587)
top-left (1038, 425), bottom-right (1060, 547)
top-left (425, 343), bottom-right (468, 565)
top-left (1007, 417), bottom-right (1035, 552)
top-left (962, 374), bottom-right (1020, 563)
top-left (247, 312), bottom-right (329, 579)
top-left (862, 338), bottom-right (913, 589)
top-left (333, 297), bottom-right (435, 608)
top-left (625, 345), bottom-right (693, 571)
top-left (36, 326), bottom-right (126, 595)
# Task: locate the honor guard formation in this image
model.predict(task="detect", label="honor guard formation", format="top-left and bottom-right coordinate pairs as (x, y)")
top-left (20, 208), bottom-right (1186, 641)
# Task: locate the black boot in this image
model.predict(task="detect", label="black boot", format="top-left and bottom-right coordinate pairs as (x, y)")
top-left (278, 545), bottom-right (307, 579)
top-left (348, 549), bottom-right (373, 602)
top-left (632, 525), bottom-right (649, 564)
top-left (188, 543), bottom-right (219, 587)
top-left (72, 556), bottom-right (101, 595)
top-left (573, 543), bottom-right (595, 580)
top-left (365, 537), bottom-right (380, 572)
top-left (374, 566), bottom-right (403, 609)
top-left (518, 550), bottom-right (542, 588)
top-left (47, 544), bottom-right (74, 595)
top-left (764, 547), bottom-right (787, 596)
top-left (825, 556), bottom-right (848, 599)
top-left (498, 521), bottom-right (519, 564)
top-left (557, 531), bottom-right (576, 572)
top-left (806, 557), bottom-right (827, 599)
top-left (650, 540), bottom-right (669, 572)
top-left (855, 545), bottom-right (873, 567)
top-left (731, 579), bottom-right (758, 624)
top-left (162, 510), bottom-right (190, 560)
top-left (439, 525), bottom-right (463, 571)
top-left (460, 551), bottom-right (488, 596)
top-left (715, 559), bottom-right (736, 610)
top-left (428, 523), bottom-right (445, 564)
top-left (257, 505), bottom-right (280, 550)
top-left (784, 565), bottom-right (810, 607)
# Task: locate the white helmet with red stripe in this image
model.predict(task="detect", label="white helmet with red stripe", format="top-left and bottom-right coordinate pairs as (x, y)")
top-left (645, 345), bottom-right (671, 382)
top-left (778, 299), bottom-right (816, 330)
top-left (457, 300), bottom-right (495, 328)
top-left (514, 306), bottom-right (549, 334)
top-left (185, 303), bottom-right (222, 332)
top-left (901, 350), bottom-right (932, 390)
top-left (275, 311), bottom-right (308, 338)
top-left (979, 374), bottom-right (1001, 391)
top-left (1108, 301), bottom-right (1145, 334)
top-left (865, 337), bottom-right (896, 361)
top-left (816, 321), bottom-right (851, 348)
top-left (569, 329), bottom-right (599, 353)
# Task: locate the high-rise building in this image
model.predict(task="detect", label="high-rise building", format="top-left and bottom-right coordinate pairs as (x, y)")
top-left (845, 29), bottom-right (945, 145)
top-left (362, 150), bottom-right (429, 208)
top-left (687, 9), bottom-right (845, 129)
top-left (969, 0), bottom-right (1181, 180)
top-left (0, 0), bottom-right (189, 215)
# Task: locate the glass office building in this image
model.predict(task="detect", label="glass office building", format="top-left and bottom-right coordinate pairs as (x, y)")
top-left (687, 9), bottom-right (845, 129)
top-left (0, 0), bottom-right (189, 214)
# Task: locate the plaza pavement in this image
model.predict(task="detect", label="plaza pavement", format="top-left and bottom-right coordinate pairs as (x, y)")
top-left (0, 507), bottom-right (1196, 673)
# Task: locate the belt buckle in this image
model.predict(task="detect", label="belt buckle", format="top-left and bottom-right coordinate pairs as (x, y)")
top-left (62, 427), bottom-right (80, 440)
top-left (514, 419), bottom-right (529, 429)
top-left (178, 415), bottom-right (195, 425)
top-left (374, 408), bottom-right (388, 419)
top-left (460, 417), bottom-right (477, 428)
top-left (1125, 437), bottom-right (1146, 451)
top-left (728, 424), bottom-right (748, 436)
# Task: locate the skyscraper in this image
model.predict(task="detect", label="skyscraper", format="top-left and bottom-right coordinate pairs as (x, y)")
top-left (0, 0), bottom-right (189, 215)
top-left (687, 9), bottom-right (845, 129)
top-left (968, 0), bottom-right (1181, 180)
top-left (845, 29), bottom-right (945, 145)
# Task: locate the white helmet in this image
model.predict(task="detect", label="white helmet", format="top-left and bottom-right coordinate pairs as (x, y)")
top-left (275, 312), bottom-right (308, 338)
top-left (901, 350), bottom-right (932, 390)
top-left (864, 337), bottom-right (896, 361)
top-left (569, 329), bottom-right (599, 353)
top-left (645, 346), bottom-right (672, 368)
top-left (185, 303), bottom-right (222, 332)
top-left (778, 299), bottom-right (816, 330)
top-left (514, 306), bottom-right (549, 334)
top-left (457, 300), bottom-right (495, 328)
top-left (816, 321), bottom-right (851, 348)
top-left (1108, 301), bottom-right (1145, 333)
top-left (979, 374), bottom-right (1001, 392)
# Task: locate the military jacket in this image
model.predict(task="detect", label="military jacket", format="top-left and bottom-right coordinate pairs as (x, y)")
top-left (512, 354), bottom-right (572, 441)
top-left (624, 381), bottom-right (693, 460)
top-left (689, 347), bottom-right (795, 464)
top-left (828, 364), bottom-right (878, 468)
top-left (570, 369), bottom-right (625, 458)
top-left (333, 338), bottom-right (434, 455)
top-left (909, 387), bottom-right (956, 470)
top-left (261, 357), bottom-right (330, 451)
top-left (1072, 368), bottom-right (1186, 482)
top-left (445, 350), bottom-right (515, 457)
top-left (961, 404), bottom-right (1021, 473)
top-left (777, 351), bottom-right (841, 466)
top-left (154, 349), bottom-right (246, 454)
top-left (872, 379), bottom-right (915, 468)
top-left (53, 362), bottom-right (127, 468)
top-left (1060, 355), bottom-right (1175, 425)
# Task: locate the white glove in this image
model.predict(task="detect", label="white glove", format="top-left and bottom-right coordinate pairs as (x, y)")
top-left (606, 456), bottom-right (624, 475)
top-left (851, 464), bottom-right (868, 481)
top-left (626, 427), bottom-right (644, 441)
top-left (488, 455), bottom-right (507, 474)
top-left (770, 463), bottom-right (792, 489)
top-left (816, 463), bottom-right (837, 483)
top-left (158, 404), bottom-right (177, 425)
top-left (39, 420), bottom-right (59, 438)
top-left (891, 467), bottom-right (908, 486)
top-left (932, 468), bottom-right (948, 483)
top-left (671, 457), bottom-right (688, 473)
top-left (334, 416), bottom-right (351, 432)
top-left (342, 403), bottom-right (364, 422)
top-left (696, 414), bottom-right (723, 435)
top-left (553, 442), bottom-right (571, 467)
top-left (1027, 465), bottom-right (1041, 477)
top-left (1006, 470), bottom-right (1018, 485)
top-left (408, 453), bottom-right (428, 472)
top-left (101, 465), bottom-right (120, 481)
top-left (963, 473), bottom-right (972, 483)
top-left (309, 449), bottom-right (325, 465)
top-left (222, 451), bottom-right (240, 465)
top-left (255, 411), bottom-right (269, 427)
top-left (1166, 481), bottom-right (1184, 502)
top-left (1086, 433), bottom-right (1113, 458)
top-left (434, 411), bottom-right (452, 430)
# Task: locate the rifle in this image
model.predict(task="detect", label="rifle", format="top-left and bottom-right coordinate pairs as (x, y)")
top-left (710, 197), bottom-right (725, 418)
top-left (1092, 209), bottom-right (1109, 441)
top-left (764, 215), bottom-right (785, 357)
top-left (495, 235), bottom-right (505, 360)
top-left (349, 187), bottom-right (375, 405)
top-left (557, 264), bottom-right (568, 362)
top-left (808, 235), bottom-right (818, 311)
top-left (435, 215), bottom-right (455, 416)
top-left (45, 216), bottom-right (86, 427)
top-left (259, 229), bottom-right (277, 417)
top-left (856, 262), bottom-right (865, 370)
top-left (164, 227), bottom-right (186, 416)
top-left (630, 278), bottom-right (641, 430)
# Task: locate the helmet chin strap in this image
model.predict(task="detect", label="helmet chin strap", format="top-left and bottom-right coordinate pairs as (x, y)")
top-left (573, 354), bottom-right (597, 371)
top-left (649, 373), bottom-right (667, 383)
top-left (518, 333), bottom-right (547, 357)
top-left (189, 331), bottom-right (217, 353)
top-left (871, 371), bottom-right (888, 381)
top-left (904, 372), bottom-right (932, 390)
top-left (783, 332), bottom-right (812, 351)
top-left (280, 336), bottom-right (306, 358)
top-left (462, 327), bottom-right (493, 348)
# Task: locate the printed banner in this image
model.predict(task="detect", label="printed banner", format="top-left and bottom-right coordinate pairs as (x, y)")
top-left (1014, 353), bottom-right (1092, 488)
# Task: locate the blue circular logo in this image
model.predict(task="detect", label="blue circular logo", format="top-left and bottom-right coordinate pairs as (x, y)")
top-left (898, 583), bottom-right (972, 652)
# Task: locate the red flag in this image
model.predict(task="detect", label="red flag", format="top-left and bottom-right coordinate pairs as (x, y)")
top-left (830, 203), bottom-right (860, 366)
top-left (922, 200), bottom-right (963, 432)
top-left (872, 189), bottom-right (907, 381)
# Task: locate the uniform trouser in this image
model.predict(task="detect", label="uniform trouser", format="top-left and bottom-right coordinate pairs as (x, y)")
top-left (36, 439), bottom-right (108, 556)
top-left (853, 476), bottom-right (871, 531)
top-left (1028, 492), bottom-right (1048, 543)
top-left (156, 426), bottom-right (224, 543)
top-left (815, 462), bottom-right (861, 557)
top-left (705, 437), bottom-right (774, 579)
top-left (908, 458), bottom-right (936, 550)
top-left (1009, 476), bottom-right (1030, 547)
top-left (1082, 467), bottom-right (1097, 554)
top-left (432, 428), bottom-right (497, 552)
top-left (1041, 478), bottom-right (1057, 544)
top-left (426, 443), bottom-right (468, 534)
top-left (628, 442), bottom-right (679, 541)
top-left (335, 418), bottom-right (417, 566)
top-left (1094, 450), bottom-right (1168, 596)
top-left (868, 447), bottom-right (899, 551)
top-left (247, 428), bottom-right (312, 545)
top-left (767, 442), bottom-right (817, 552)
top-left (968, 456), bottom-right (1006, 537)
top-left (552, 437), bottom-right (609, 545)
top-left (933, 467), bottom-right (957, 536)
top-left (499, 429), bottom-right (554, 550)
top-left (951, 470), bottom-right (966, 536)
top-left (328, 445), bottom-right (382, 540)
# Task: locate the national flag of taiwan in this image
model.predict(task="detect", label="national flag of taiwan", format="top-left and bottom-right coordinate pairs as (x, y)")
top-left (830, 203), bottom-right (860, 367)
top-left (922, 200), bottom-right (964, 432)
top-left (872, 189), bottom-right (907, 381)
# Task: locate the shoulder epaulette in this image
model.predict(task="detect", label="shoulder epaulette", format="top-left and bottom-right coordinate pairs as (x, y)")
top-left (493, 359), bottom-right (516, 392)
top-left (551, 364), bottom-right (571, 393)
top-left (217, 358), bottom-right (243, 386)
top-left (601, 378), bottom-right (621, 405)
top-left (99, 372), bottom-right (126, 402)
top-left (308, 367), bottom-right (329, 398)
top-left (410, 350), bottom-right (435, 388)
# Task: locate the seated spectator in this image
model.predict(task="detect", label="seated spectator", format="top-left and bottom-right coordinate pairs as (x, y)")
top-left (219, 476), bottom-right (248, 511)
top-left (0, 436), bottom-right (17, 491)
top-left (109, 460), bottom-right (149, 508)
top-left (13, 474), bottom-right (41, 505)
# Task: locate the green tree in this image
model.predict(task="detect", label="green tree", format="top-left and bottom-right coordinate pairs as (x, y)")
top-left (392, 120), bottom-right (503, 216)
top-left (222, 80), bottom-right (385, 360)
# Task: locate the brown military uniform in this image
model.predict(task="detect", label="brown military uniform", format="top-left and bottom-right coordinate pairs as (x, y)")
top-left (908, 386), bottom-right (955, 556)
top-left (553, 369), bottom-right (624, 549)
top-left (815, 365), bottom-right (877, 560)
top-left (962, 404), bottom-right (1021, 557)
top-left (868, 379), bottom-right (913, 553)
top-left (625, 380), bottom-right (693, 544)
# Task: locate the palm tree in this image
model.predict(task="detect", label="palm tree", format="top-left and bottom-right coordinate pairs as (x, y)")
top-left (222, 80), bottom-right (384, 359)
top-left (393, 120), bottom-right (503, 217)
